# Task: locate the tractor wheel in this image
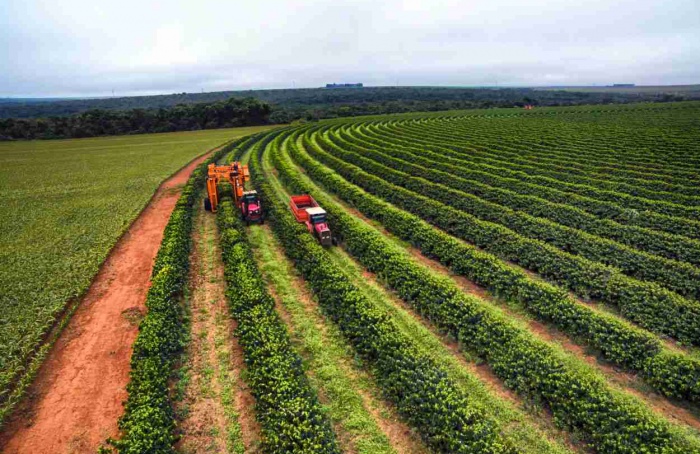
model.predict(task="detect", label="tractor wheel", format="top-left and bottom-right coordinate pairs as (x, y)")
top-left (331, 237), bottom-right (338, 246)
top-left (204, 198), bottom-right (212, 212)
top-left (260, 217), bottom-right (265, 225)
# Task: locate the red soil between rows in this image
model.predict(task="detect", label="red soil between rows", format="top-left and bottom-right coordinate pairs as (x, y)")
top-left (0, 151), bottom-right (213, 454)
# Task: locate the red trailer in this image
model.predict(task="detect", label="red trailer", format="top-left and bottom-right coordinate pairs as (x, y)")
top-left (290, 195), bottom-right (333, 246)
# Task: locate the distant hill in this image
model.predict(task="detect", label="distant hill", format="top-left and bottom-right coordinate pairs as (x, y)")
top-left (4, 85), bottom-right (699, 122)
top-left (535, 84), bottom-right (700, 95)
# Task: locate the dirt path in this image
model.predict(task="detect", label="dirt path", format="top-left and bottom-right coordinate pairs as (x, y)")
top-left (0, 151), bottom-right (213, 454)
top-left (175, 205), bottom-right (259, 454)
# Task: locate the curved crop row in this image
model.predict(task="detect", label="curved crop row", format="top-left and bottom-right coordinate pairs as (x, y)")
top-left (388, 118), bottom-right (700, 208)
top-left (348, 123), bottom-right (700, 266)
top-left (217, 196), bottom-right (340, 453)
top-left (113, 136), bottom-right (251, 453)
top-left (366, 121), bottom-right (700, 239)
top-left (417, 108), bottom-right (700, 180)
top-left (413, 121), bottom-right (700, 197)
top-left (331, 125), bottom-right (700, 288)
top-left (267, 129), bottom-right (700, 454)
top-left (393, 115), bottom-right (700, 200)
top-left (285, 129), bottom-right (700, 402)
top-left (251, 132), bottom-right (519, 454)
top-left (390, 113), bottom-right (700, 176)
top-left (305, 130), bottom-right (700, 345)
top-left (367, 120), bottom-right (700, 220)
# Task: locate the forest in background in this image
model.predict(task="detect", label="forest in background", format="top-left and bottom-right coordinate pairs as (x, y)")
top-left (1, 86), bottom-right (697, 140)
top-left (0, 97), bottom-right (271, 140)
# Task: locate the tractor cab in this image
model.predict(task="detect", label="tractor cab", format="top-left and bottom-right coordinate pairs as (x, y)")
top-left (307, 207), bottom-right (327, 225)
top-left (242, 190), bottom-right (260, 207)
top-left (306, 207), bottom-right (332, 246)
top-left (240, 190), bottom-right (263, 224)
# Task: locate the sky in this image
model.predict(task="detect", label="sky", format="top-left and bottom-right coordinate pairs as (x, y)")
top-left (1, 0), bottom-right (699, 97)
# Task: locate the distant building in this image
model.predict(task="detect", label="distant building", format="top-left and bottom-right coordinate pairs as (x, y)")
top-left (325, 83), bottom-right (363, 89)
top-left (612, 84), bottom-right (635, 87)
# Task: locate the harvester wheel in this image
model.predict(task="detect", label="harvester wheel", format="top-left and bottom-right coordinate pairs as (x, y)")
top-left (204, 198), bottom-right (212, 212)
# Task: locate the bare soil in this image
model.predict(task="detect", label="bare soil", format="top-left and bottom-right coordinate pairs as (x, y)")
top-left (0, 152), bottom-right (212, 454)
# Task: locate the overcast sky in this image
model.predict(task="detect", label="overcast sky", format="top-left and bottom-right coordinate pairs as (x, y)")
top-left (1, 0), bottom-right (698, 97)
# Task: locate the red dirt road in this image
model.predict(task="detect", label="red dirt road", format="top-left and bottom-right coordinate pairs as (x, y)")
top-left (0, 152), bottom-right (212, 454)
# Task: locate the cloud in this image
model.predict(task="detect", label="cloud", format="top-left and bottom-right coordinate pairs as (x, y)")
top-left (1, 0), bottom-right (699, 97)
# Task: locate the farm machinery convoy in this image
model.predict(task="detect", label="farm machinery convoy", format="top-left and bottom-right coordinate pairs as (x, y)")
top-left (204, 161), bottom-right (334, 245)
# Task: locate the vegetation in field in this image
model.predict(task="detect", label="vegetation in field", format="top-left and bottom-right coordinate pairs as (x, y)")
top-left (247, 223), bottom-right (411, 454)
top-left (217, 196), bottom-right (340, 453)
top-left (262, 126), bottom-right (700, 453)
top-left (7, 101), bottom-right (700, 453)
top-left (0, 126), bottom-right (276, 425)
top-left (113, 101), bottom-right (700, 452)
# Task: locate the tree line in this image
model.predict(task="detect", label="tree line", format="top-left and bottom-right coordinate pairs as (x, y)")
top-left (1, 86), bottom-right (694, 140)
top-left (0, 97), bottom-right (271, 140)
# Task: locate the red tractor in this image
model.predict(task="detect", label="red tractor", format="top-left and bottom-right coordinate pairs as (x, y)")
top-left (240, 190), bottom-right (264, 225)
top-left (290, 195), bottom-right (334, 246)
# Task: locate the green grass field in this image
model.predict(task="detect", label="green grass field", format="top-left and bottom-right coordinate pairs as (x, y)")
top-left (0, 126), bottom-right (276, 415)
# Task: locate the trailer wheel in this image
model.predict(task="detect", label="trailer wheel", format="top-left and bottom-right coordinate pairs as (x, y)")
top-left (204, 198), bottom-right (212, 212)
